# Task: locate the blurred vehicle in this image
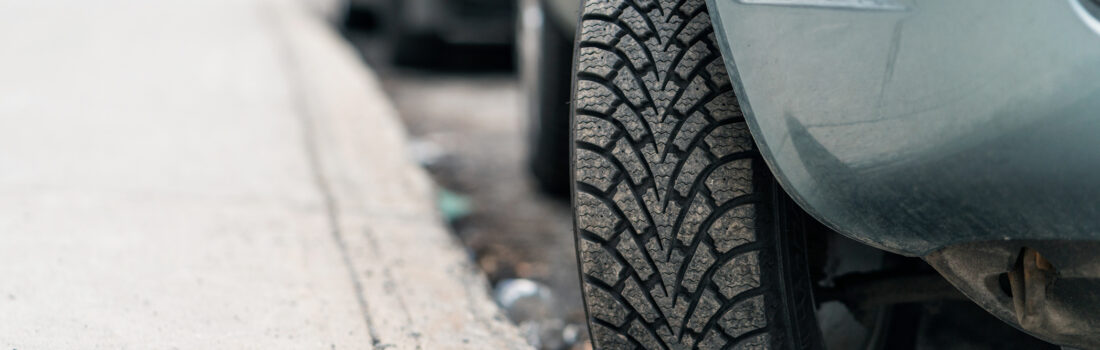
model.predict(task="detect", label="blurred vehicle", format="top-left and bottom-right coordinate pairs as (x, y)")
top-left (567, 0), bottom-right (1100, 349)
top-left (353, 0), bottom-right (516, 63)
top-left (519, 0), bottom-right (579, 197)
top-left (306, 0), bottom-right (350, 25)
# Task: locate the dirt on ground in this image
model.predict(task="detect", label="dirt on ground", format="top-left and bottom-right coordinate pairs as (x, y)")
top-left (341, 15), bottom-right (592, 347)
top-left (379, 71), bottom-right (589, 350)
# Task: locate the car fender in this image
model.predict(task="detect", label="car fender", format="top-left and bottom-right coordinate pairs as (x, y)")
top-left (704, 0), bottom-right (1100, 256)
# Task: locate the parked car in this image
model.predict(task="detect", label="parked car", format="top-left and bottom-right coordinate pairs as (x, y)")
top-left (566, 0), bottom-right (1100, 349)
top-left (352, 0), bottom-right (516, 63)
top-left (519, 0), bottom-right (579, 197)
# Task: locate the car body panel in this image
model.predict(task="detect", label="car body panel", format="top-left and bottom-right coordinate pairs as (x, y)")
top-left (705, 0), bottom-right (1100, 256)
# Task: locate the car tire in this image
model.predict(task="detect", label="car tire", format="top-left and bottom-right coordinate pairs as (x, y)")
top-left (521, 0), bottom-right (575, 198)
top-left (570, 0), bottom-right (825, 348)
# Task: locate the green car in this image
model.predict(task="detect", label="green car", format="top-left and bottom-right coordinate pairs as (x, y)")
top-left (522, 0), bottom-right (1100, 348)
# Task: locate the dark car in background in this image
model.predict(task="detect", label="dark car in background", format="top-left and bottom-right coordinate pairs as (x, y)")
top-left (350, 0), bottom-right (516, 64)
top-left (519, 0), bottom-right (579, 197)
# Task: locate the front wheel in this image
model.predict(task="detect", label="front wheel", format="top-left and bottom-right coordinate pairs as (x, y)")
top-left (569, 0), bottom-right (886, 348)
top-left (570, 0), bottom-right (821, 347)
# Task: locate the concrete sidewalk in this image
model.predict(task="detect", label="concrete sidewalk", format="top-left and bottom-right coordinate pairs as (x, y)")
top-left (0, 0), bottom-right (528, 348)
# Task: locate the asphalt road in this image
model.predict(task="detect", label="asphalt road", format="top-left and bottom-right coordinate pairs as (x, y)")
top-left (342, 25), bottom-right (591, 349)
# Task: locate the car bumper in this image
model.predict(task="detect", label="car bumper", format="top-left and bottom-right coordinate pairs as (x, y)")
top-left (707, 0), bottom-right (1100, 257)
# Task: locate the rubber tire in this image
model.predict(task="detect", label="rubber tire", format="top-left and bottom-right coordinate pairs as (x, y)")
top-left (524, 0), bottom-right (576, 198)
top-left (570, 0), bottom-right (823, 348)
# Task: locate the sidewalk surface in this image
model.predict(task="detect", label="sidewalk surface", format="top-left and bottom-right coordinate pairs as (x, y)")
top-left (0, 0), bottom-right (528, 348)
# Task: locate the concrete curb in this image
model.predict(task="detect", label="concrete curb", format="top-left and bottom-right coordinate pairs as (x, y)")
top-left (269, 2), bottom-right (532, 349)
top-left (0, 0), bottom-right (529, 348)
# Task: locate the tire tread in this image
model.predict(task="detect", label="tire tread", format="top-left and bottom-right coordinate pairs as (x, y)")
top-left (571, 0), bottom-right (800, 349)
